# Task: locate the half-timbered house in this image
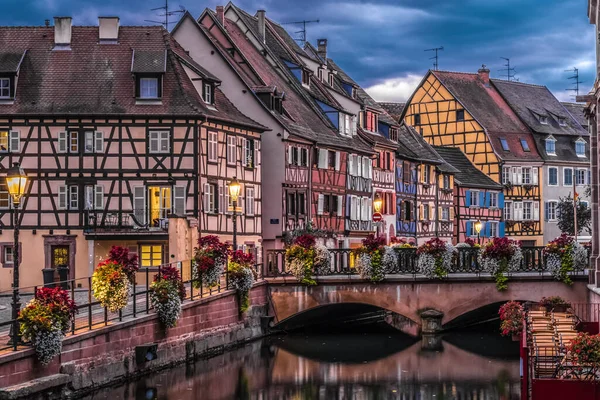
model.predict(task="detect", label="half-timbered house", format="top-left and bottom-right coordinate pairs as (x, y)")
top-left (434, 146), bottom-right (504, 244)
top-left (400, 67), bottom-right (544, 246)
top-left (0, 18), bottom-right (265, 290)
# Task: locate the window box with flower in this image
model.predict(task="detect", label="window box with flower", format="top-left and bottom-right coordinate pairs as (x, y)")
top-left (193, 235), bottom-right (230, 288)
top-left (285, 234), bottom-right (331, 285)
top-left (479, 237), bottom-right (522, 291)
top-left (353, 235), bottom-right (396, 282)
top-left (417, 238), bottom-right (456, 279)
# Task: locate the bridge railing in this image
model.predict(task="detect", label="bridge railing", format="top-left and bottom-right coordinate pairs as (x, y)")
top-left (264, 247), bottom-right (587, 278)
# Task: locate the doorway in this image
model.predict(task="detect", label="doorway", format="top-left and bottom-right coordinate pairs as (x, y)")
top-left (148, 187), bottom-right (171, 227)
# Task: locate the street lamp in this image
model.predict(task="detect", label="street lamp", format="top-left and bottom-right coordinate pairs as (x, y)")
top-left (474, 220), bottom-right (483, 245)
top-left (6, 162), bottom-right (28, 349)
top-left (373, 193), bottom-right (383, 214)
top-left (229, 177), bottom-right (241, 250)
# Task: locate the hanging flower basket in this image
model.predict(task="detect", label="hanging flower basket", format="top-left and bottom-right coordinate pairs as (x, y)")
top-left (106, 245), bottom-right (139, 284)
top-left (417, 238), bottom-right (456, 279)
top-left (498, 301), bottom-right (524, 338)
top-left (479, 237), bottom-right (522, 291)
top-left (92, 260), bottom-right (130, 312)
top-left (285, 234), bottom-right (331, 284)
top-left (228, 251), bottom-right (256, 313)
top-left (544, 234), bottom-right (587, 285)
top-left (193, 235), bottom-right (229, 288)
top-left (353, 234), bottom-right (387, 282)
top-left (149, 265), bottom-right (185, 328)
top-left (19, 287), bottom-right (77, 365)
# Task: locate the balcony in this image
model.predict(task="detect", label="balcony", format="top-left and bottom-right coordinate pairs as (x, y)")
top-left (83, 210), bottom-right (169, 238)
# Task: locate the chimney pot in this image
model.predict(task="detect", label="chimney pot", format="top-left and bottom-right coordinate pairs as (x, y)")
top-left (257, 10), bottom-right (266, 44)
top-left (478, 64), bottom-right (490, 85)
top-left (53, 17), bottom-right (72, 49)
top-left (98, 17), bottom-right (120, 42)
top-left (317, 38), bottom-right (328, 61)
top-left (216, 6), bottom-right (225, 26)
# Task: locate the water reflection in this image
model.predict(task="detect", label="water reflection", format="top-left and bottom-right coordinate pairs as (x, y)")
top-left (83, 326), bottom-right (520, 400)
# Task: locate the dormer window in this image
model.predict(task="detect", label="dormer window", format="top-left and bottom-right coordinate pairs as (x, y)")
top-left (203, 83), bottom-right (213, 105)
top-left (328, 73), bottom-right (334, 86)
top-left (0, 78), bottom-right (10, 98)
top-left (576, 139), bottom-right (586, 157)
top-left (317, 68), bottom-right (323, 81)
top-left (539, 115), bottom-right (548, 125)
top-left (390, 128), bottom-right (398, 142)
top-left (545, 136), bottom-right (556, 155)
top-left (558, 117), bottom-right (566, 126)
top-left (365, 111), bottom-right (378, 132)
top-left (302, 70), bottom-right (310, 86)
top-left (139, 77), bottom-right (159, 99)
top-left (132, 50), bottom-right (166, 102)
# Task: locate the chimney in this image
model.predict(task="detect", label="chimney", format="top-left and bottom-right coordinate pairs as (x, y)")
top-left (257, 10), bottom-right (266, 44)
top-left (216, 6), bottom-right (225, 26)
top-left (478, 64), bottom-right (490, 86)
top-left (98, 17), bottom-right (120, 42)
top-left (53, 17), bottom-right (72, 49)
top-left (317, 39), bottom-right (328, 61)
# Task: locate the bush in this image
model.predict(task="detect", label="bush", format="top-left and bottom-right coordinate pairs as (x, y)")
top-left (354, 234), bottom-right (387, 282)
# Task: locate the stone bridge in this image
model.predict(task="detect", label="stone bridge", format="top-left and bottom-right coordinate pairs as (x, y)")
top-left (266, 276), bottom-right (589, 334)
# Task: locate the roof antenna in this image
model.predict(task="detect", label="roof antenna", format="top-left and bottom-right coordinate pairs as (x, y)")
top-left (281, 19), bottom-right (320, 43)
top-left (144, 0), bottom-right (185, 29)
top-left (499, 57), bottom-right (516, 81)
top-left (565, 67), bottom-right (583, 98)
top-left (425, 46), bottom-right (444, 70)
top-left (44, 19), bottom-right (50, 27)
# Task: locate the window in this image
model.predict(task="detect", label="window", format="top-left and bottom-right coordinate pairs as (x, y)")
top-left (504, 201), bottom-right (512, 220)
top-left (365, 111), bottom-right (378, 132)
top-left (489, 192), bottom-right (498, 208)
top-left (84, 185), bottom-right (104, 210)
top-left (0, 78), bottom-right (10, 98)
top-left (298, 193), bottom-right (306, 215)
top-left (562, 168), bottom-right (572, 186)
top-left (423, 164), bottom-right (430, 183)
top-left (413, 113), bottom-right (421, 126)
top-left (139, 244), bottom-right (164, 267)
top-left (286, 192), bottom-right (296, 215)
top-left (469, 190), bottom-right (480, 207)
top-left (227, 136), bottom-right (237, 165)
top-left (0, 130), bottom-right (18, 153)
top-left (502, 167), bottom-right (511, 184)
top-left (339, 113), bottom-right (352, 136)
top-left (203, 83), bottom-right (213, 104)
top-left (208, 131), bottom-right (218, 162)
top-left (58, 185), bottom-right (79, 210)
top-left (500, 138), bottom-right (509, 152)
top-left (456, 109), bottom-right (464, 121)
top-left (576, 169), bottom-right (587, 185)
top-left (523, 201), bottom-right (532, 220)
top-left (328, 150), bottom-right (336, 168)
top-left (558, 117), bottom-right (566, 126)
top-left (300, 148), bottom-right (308, 166)
top-left (84, 131), bottom-right (104, 153)
top-left (149, 130), bottom-right (169, 153)
top-left (548, 167), bottom-right (558, 186)
top-left (520, 139), bottom-right (530, 152)
top-left (403, 200), bottom-right (412, 221)
top-left (441, 207), bottom-right (450, 221)
top-left (245, 187), bottom-right (255, 216)
top-left (390, 128), bottom-right (398, 142)
top-left (545, 138), bottom-right (556, 155)
top-left (423, 204), bottom-right (430, 220)
top-left (576, 140), bottom-right (586, 157)
top-left (539, 115), bottom-right (548, 124)
top-left (58, 131), bottom-right (79, 153)
top-left (443, 175), bottom-right (451, 189)
top-left (140, 77), bottom-right (159, 99)
top-left (522, 167), bottom-right (532, 184)
top-left (243, 138), bottom-right (255, 168)
top-left (301, 69), bottom-right (310, 86)
top-left (328, 73), bottom-right (334, 86)
top-left (489, 221), bottom-right (499, 238)
top-left (4, 246), bottom-right (13, 265)
top-left (0, 187), bottom-right (10, 209)
top-left (203, 183), bottom-right (218, 213)
top-left (545, 201), bottom-right (558, 221)
top-left (317, 68), bottom-right (323, 81)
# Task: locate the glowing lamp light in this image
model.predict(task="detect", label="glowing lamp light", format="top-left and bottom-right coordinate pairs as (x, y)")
top-left (373, 193), bottom-right (383, 214)
top-left (474, 220), bottom-right (483, 235)
top-left (229, 176), bottom-right (241, 203)
top-left (5, 162), bottom-right (27, 205)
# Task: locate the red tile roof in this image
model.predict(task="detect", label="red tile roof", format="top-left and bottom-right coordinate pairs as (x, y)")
top-left (0, 25), bottom-right (265, 130)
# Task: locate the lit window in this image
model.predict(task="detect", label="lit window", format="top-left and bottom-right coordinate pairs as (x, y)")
top-left (140, 77), bottom-right (159, 99)
top-left (548, 167), bottom-right (558, 186)
top-left (545, 138), bottom-right (556, 155)
top-left (500, 138), bottom-right (509, 151)
top-left (539, 115), bottom-right (548, 124)
top-left (576, 140), bottom-right (586, 157)
top-left (139, 244), bottom-right (163, 267)
top-left (456, 109), bottom-right (464, 121)
top-left (0, 78), bottom-right (10, 98)
top-left (520, 139), bottom-right (530, 152)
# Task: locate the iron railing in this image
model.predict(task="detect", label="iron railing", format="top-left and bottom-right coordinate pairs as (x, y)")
top-left (0, 260), bottom-right (263, 353)
top-left (264, 246), bottom-right (588, 278)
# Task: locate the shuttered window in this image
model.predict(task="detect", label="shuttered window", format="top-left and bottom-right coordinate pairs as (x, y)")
top-left (84, 185), bottom-right (104, 210)
top-left (84, 131), bottom-right (104, 153)
top-left (227, 135), bottom-right (237, 165)
top-left (173, 186), bottom-right (186, 216)
top-left (133, 186), bottom-right (147, 224)
top-left (149, 131), bottom-right (169, 153)
top-left (208, 131), bottom-right (218, 162)
top-left (246, 187), bottom-right (255, 216)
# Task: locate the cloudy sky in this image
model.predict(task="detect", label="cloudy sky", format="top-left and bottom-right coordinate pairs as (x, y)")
top-left (3, 0), bottom-right (595, 102)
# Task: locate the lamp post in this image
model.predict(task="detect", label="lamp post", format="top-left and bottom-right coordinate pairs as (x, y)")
top-left (373, 193), bottom-right (383, 236)
top-left (474, 220), bottom-right (483, 245)
top-left (6, 162), bottom-right (28, 349)
top-left (229, 177), bottom-right (241, 250)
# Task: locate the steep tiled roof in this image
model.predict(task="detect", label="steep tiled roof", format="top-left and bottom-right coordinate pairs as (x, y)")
top-left (0, 51), bottom-right (25, 73)
top-left (532, 133), bottom-right (589, 163)
top-left (430, 70), bottom-right (541, 162)
top-left (433, 146), bottom-right (501, 189)
top-left (378, 102), bottom-right (405, 122)
top-left (397, 124), bottom-right (448, 167)
top-left (492, 80), bottom-right (587, 137)
top-left (0, 25), bottom-right (265, 130)
top-left (561, 102), bottom-right (588, 130)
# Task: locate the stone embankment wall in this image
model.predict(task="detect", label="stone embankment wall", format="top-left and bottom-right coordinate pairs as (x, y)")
top-left (0, 282), bottom-right (269, 399)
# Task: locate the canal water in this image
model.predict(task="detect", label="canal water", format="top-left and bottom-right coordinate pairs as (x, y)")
top-left (82, 322), bottom-right (520, 400)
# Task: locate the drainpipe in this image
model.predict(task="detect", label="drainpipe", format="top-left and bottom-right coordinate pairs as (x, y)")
top-left (435, 167), bottom-right (439, 238)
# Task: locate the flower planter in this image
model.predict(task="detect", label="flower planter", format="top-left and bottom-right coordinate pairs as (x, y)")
top-left (552, 304), bottom-right (570, 313)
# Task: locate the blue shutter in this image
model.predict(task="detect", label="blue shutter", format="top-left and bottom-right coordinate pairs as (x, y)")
top-left (485, 222), bottom-right (491, 237)
top-left (498, 193), bottom-right (505, 208)
top-left (485, 192), bottom-right (490, 208)
top-left (466, 221), bottom-right (472, 237)
top-left (499, 222), bottom-right (506, 237)
top-left (480, 192), bottom-right (486, 207)
top-left (465, 190), bottom-right (471, 207)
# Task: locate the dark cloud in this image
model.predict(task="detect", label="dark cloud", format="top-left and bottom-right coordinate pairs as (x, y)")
top-left (1, 0), bottom-right (594, 101)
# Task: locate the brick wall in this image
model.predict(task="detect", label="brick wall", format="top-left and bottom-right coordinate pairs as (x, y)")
top-left (0, 282), bottom-right (269, 395)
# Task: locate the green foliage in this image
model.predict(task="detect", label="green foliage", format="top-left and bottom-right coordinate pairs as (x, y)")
top-left (493, 259), bottom-right (509, 291)
top-left (285, 244), bottom-right (316, 285)
top-left (557, 195), bottom-right (592, 236)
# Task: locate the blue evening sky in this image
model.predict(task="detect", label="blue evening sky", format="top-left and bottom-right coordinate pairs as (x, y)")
top-left (2, 0), bottom-right (595, 102)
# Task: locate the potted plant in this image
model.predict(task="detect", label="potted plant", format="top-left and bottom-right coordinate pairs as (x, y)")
top-left (354, 234), bottom-right (387, 282)
top-left (566, 333), bottom-right (600, 374)
top-left (92, 260), bottom-right (130, 312)
top-left (150, 265), bottom-right (185, 328)
top-left (228, 250), bottom-right (256, 313)
top-left (480, 237), bottom-right (522, 291)
top-left (499, 301), bottom-right (524, 341)
top-left (544, 233), bottom-right (587, 285)
top-left (19, 287), bottom-right (77, 365)
top-left (539, 296), bottom-right (571, 313)
top-left (193, 235), bottom-right (230, 288)
top-left (417, 238), bottom-right (456, 279)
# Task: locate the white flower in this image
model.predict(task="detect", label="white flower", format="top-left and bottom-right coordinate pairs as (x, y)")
top-left (314, 245), bottom-right (331, 275)
top-left (508, 245), bottom-right (523, 271)
top-left (546, 253), bottom-right (562, 280)
top-left (418, 253), bottom-right (437, 279)
top-left (287, 258), bottom-right (307, 281)
top-left (34, 329), bottom-right (64, 366)
top-left (230, 267), bottom-right (255, 293)
top-left (572, 243), bottom-right (588, 270)
top-left (381, 246), bottom-right (397, 273)
top-left (355, 253), bottom-right (373, 280)
top-left (150, 282), bottom-right (182, 328)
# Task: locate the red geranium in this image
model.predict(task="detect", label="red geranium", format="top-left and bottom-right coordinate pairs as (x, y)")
top-left (107, 246), bottom-right (139, 281)
top-left (154, 265), bottom-right (186, 301)
top-left (482, 237), bottom-right (519, 260)
top-left (230, 250), bottom-right (254, 266)
top-left (417, 237), bottom-right (448, 256)
top-left (362, 234), bottom-right (386, 253)
top-left (498, 301), bottom-right (523, 336)
top-left (294, 234), bottom-right (316, 249)
top-left (545, 233), bottom-right (575, 256)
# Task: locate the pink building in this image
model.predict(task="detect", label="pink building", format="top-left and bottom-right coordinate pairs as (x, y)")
top-left (0, 18), bottom-right (265, 290)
